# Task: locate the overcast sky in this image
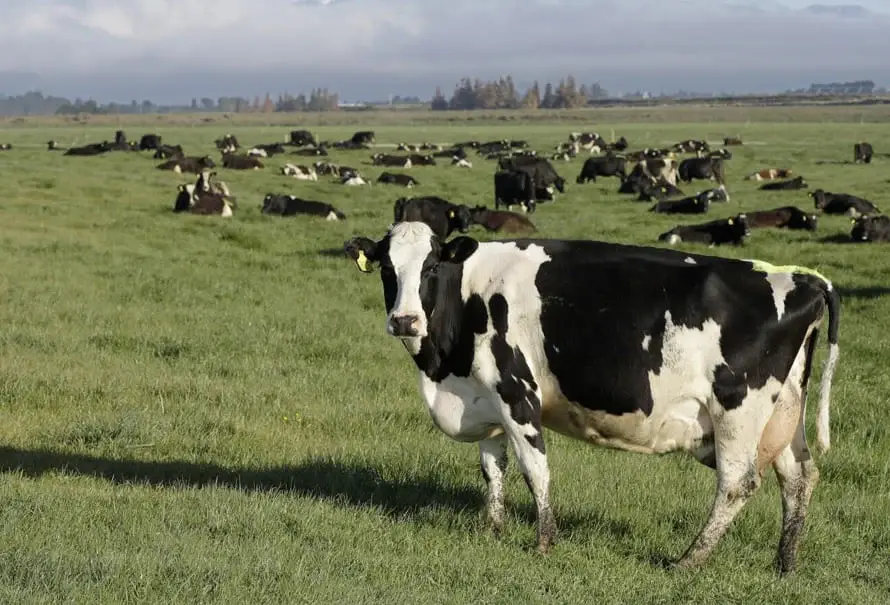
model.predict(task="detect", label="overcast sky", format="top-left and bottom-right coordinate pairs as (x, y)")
top-left (0, 0), bottom-right (888, 103)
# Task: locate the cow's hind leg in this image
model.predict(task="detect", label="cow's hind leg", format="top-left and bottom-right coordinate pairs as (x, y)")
top-left (479, 434), bottom-right (509, 536)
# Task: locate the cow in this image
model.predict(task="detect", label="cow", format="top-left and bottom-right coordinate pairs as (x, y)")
top-left (193, 169), bottom-right (233, 202)
top-left (673, 139), bottom-right (710, 156)
top-left (494, 170), bottom-right (535, 213)
top-left (371, 153), bottom-right (412, 168)
top-left (313, 161), bottom-right (341, 176)
top-left (64, 142), bottom-right (112, 156)
top-left (636, 179), bottom-right (686, 202)
top-left (809, 189), bottom-right (879, 218)
top-left (452, 158), bottom-right (473, 168)
top-left (291, 145), bottom-right (329, 157)
top-left (709, 148), bottom-right (732, 160)
top-left (759, 177), bottom-right (808, 191)
top-left (624, 157), bottom-right (680, 188)
top-left (605, 136), bottom-right (629, 152)
top-left (222, 153), bottom-right (264, 170)
top-left (745, 168), bottom-right (794, 182)
top-left (853, 142), bottom-right (873, 164)
top-left (409, 154), bottom-right (437, 166)
top-left (249, 143), bottom-right (286, 157)
top-left (499, 157), bottom-right (566, 194)
top-left (724, 137), bottom-right (743, 146)
top-left (468, 206), bottom-right (537, 234)
top-left (679, 157), bottom-right (725, 186)
top-left (47, 140), bottom-right (60, 151)
top-left (173, 185), bottom-right (233, 217)
top-left (281, 163), bottom-right (318, 181)
top-left (392, 197), bottom-right (472, 239)
top-left (215, 134), bottom-right (240, 153)
top-left (649, 193), bottom-right (710, 214)
top-left (569, 132), bottom-right (607, 151)
top-left (378, 172), bottom-right (419, 188)
top-left (397, 143), bottom-right (420, 152)
top-left (341, 174), bottom-right (369, 186)
top-left (342, 220), bottom-right (840, 576)
top-left (289, 130), bottom-right (317, 147)
top-left (351, 130), bottom-right (376, 145)
top-left (434, 146), bottom-right (468, 160)
top-left (745, 207), bottom-right (819, 231)
top-left (576, 155), bottom-right (627, 184)
top-left (0, 143), bottom-right (11, 151)
top-left (157, 155), bottom-right (216, 174)
top-left (139, 134), bottom-right (162, 150)
top-left (153, 144), bottom-right (184, 160)
top-left (850, 215), bottom-right (890, 241)
top-left (658, 214), bottom-right (751, 246)
top-left (261, 193), bottom-right (346, 220)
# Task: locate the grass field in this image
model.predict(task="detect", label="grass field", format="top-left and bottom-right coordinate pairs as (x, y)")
top-left (1, 108), bottom-right (889, 604)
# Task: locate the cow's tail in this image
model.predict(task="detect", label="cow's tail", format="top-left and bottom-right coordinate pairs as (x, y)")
top-left (816, 278), bottom-right (840, 453)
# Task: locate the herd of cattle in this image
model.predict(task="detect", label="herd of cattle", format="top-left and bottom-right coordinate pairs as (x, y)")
top-left (23, 127), bottom-right (887, 245)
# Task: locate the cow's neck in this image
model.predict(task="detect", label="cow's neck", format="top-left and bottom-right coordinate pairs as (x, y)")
top-left (408, 263), bottom-right (469, 381)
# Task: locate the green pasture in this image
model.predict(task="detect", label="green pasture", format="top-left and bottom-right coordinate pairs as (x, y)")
top-left (0, 110), bottom-right (888, 604)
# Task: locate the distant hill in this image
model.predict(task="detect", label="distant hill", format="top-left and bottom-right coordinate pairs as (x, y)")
top-left (802, 4), bottom-right (874, 18)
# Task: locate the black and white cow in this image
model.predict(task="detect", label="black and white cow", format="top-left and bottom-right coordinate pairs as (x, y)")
top-left (746, 207), bottom-right (819, 231)
top-left (371, 153), bottom-right (412, 168)
top-left (576, 155), bottom-right (627, 184)
top-left (289, 130), bottom-right (318, 147)
top-left (157, 155), bottom-right (216, 174)
top-left (635, 179), bottom-right (685, 202)
top-left (281, 163), bottom-right (318, 180)
top-left (343, 221), bottom-right (840, 575)
top-left (222, 153), bottom-right (264, 170)
top-left (153, 144), bottom-right (184, 160)
top-left (678, 157), bottom-right (726, 186)
top-left (261, 193), bottom-right (346, 220)
top-left (760, 177), bottom-right (808, 191)
top-left (494, 170), bottom-right (536, 213)
top-left (673, 139), bottom-right (710, 156)
top-left (853, 142), bottom-right (873, 164)
top-left (850, 215), bottom-right (890, 241)
top-left (810, 189), bottom-right (879, 218)
top-left (648, 194), bottom-right (710, 214)
top-left (392, 197), bottom-right (472, 239)
top-left (658, 214), bottom-right (751, 246)
top-left (351, 130), bottom-right (376, 145)
top-left (378, 172), bottom-right (419, 187)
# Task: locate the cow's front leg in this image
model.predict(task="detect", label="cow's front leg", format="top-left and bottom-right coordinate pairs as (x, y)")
top-left (479, 434), bottom-right (508, 536)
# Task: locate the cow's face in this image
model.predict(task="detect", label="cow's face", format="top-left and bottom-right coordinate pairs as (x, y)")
top-left (809, 189), bottom-right (826, 208)
top-left (345, 222), bottom-right (478, 343)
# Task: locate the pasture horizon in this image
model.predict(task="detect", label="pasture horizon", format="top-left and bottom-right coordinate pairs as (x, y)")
top-left (0, 106), bottom-right (888, 603)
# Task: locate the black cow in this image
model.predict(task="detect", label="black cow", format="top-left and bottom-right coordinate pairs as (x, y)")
top-left (679, 157), bottom-right (726, 185)
top-left (139, 134), bottom-right (162, 150)
top-left (261, 193), bottom-right (346, 220)
top-left (809, 189), bottom-right (879, 217)
top-left (494, 170), bottom-right (535, 213)
top-left (157, 155), bottom-right (216, 174)
top-left (853, 142), bottom-right (873, 164)
top-left (635, 179), bottom-right (685, 202)
top-left (371, 153), bottom-right (412, 168)
top-left (433, 146), bottom-right (468, 160)
top-left (343, 220), bottom-right (839, 576)
top-left (153, 144), bottom-right (184, 159)
top-left (408, 153), bottom-right (437, 166)
top-left (221, 153), bottom-right (264, 170)
top-left (215, 134), bottom-right (240, 152)
top-left (47, 140), bottom-right (61, 151)
top-left (850, 215), bottom-right (890, 241)
top-left (605, 136), bottom-right (629, 152)
top-left (759, 176), bottom-right (808, 191)
top-left (499, 157), bottom-right (566, 194)
top-left (291, 145), bottom-right (329, 157)
top-left (351, 130), bottom-right (376, 145)
top-left (173, 185), bottom-right (233, 216)
top-left (392, 197), bottom-right (472, 239)
top-left (289, 130), bottom-right (317, 147)
top-left (576, 155), bottom-right (627, 184)
top-left (249, 143), bottom-right (286, 157)
top-left (745, 207), bottom-right (819, 231)
top-left (377, 172), bottom-right (419, 188)
top-left (648, 193), bottom-right (709, 214)
top-left (64, 142), bottom-right (112, 156)
top-left (658, 214), bottom-right (751, 246)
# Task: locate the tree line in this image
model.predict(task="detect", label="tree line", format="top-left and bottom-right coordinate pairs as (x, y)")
top-left (431, 75), bottom-right (608, 110)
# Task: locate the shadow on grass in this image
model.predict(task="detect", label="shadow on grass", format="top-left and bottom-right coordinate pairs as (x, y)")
top-left (315, 247), bottom-right (349, 258)
top-left (818, 234), bottom-right (857, 244)
top-left (836, 286), bottom-right (890, 300)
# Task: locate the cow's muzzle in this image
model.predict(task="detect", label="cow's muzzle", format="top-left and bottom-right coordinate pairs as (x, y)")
top-left (387, 314), bottom-right (423, 338)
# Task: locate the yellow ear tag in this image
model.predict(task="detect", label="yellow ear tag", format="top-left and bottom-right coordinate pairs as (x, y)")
top-left (448, 210), bottom-right (455, 218)
top-left (727, 219), bottom-right (733, 225)
top-left (356, 250), bottom-right (371, 272)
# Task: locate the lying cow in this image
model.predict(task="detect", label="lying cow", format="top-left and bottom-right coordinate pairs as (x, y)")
top-left (157, 155), bottom-right (215, 174)
top-left (635, 179), bottom-right (685, 202)
top-left (371, 153), bottom-right (412, 168)
top-left (0, 143), bottom-right (11, 151)
top-left (173, 185), bottom-right (233, 217)
top-left (745, 168), bottom-right (793, 181)
top-left (658, 214), bottom-right (751, 246)
top-left (261, 193), bottom-right (346, 220)
top-left (745, 206), bottom-right (819, 231)
top-left (576, 155), bottom-right (627, 184)
top-left (392, 196), bottom-right (471, 239)
top-left (248, 143), bottom-right (286, 157)
top-left (215, 134), bottom-right (240, 153)
top-left (760, 176), bottom-right (808, 191)
top-left (723, 136), bottom-right (743, 146)
top-left (850, 215), bottom-right (890, 241)
top-left (409, 153), bottom-right (437, 166)
top-left (281, 163), bottom-right (317, 180)
top-left (154, 144), bottom-right (184, 160)
top-left (222, 153), bottom-right (264, 170)
top-left (313, 161), bottom-right (340, 176)
top-left (853, 142), bottom-right (873, 164)
top-left (809, 189), bottom-right (879, 217)
top-left (64, 142), bottom-right (112, 156)
top-left (377, 172), bottom-right (419, 188)
top-left (291, 146), bottom-right (328, 157)
top-left (649, 194), bottom-right (710, 214)
top-left (341, 173), bottom-right (369, 186)
top-left (468, 206), bottom-right (537, 234)
top-left (343, 220), bottom-right (839, 576)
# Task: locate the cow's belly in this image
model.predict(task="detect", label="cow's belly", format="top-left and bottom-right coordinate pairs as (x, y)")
top-left (539, 377), bottom-right (712, 454)
top-left (418, 374), bottom-right (504, 443)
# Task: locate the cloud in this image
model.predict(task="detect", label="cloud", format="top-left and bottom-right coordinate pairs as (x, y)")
top-left (0, 1), bottom-right (888, 99)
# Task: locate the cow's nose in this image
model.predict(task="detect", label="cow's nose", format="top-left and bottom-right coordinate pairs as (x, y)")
top-left (388, 314), bottom-right (419, 337)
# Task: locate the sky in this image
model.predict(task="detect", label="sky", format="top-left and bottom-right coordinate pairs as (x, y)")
top-left (0, 0), bottom-right (888, 103)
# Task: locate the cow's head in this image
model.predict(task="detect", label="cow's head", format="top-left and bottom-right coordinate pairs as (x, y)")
top-left (808, 189), bottom-right (827, 208)
top-left (344, 222), bottom-right (479, 343)
top-left (448, 205), bottom-right (473, 234)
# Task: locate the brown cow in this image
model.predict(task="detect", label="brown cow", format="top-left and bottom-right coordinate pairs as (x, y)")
top-left (744, 206), bottom-right (818, 231)
top-left (744, 168), bottom-right (794, 181)
top-left (469, 206), bottom-right (537, 234)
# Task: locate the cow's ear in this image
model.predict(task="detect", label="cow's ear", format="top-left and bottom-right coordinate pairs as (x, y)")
top-left (344, 237), bottom-right (379, 273)
top-left (442, 236), bottom-right (479, 264)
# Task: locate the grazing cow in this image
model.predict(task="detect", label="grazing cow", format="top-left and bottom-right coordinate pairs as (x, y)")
top-left (853, 142), bottom-right (873, 164)
top-left (673, 139), bottom-right (710, 156)
top-left (222, 153), bottom-right (264, 170)
top-left (173, 185), bottom-right (233, 217)
top-left (289, 130), bottom-right (317, 147)
top-left (576, 155), bottom-right (627, 184)
top-left (392, 197), bottom-right (472, 239)
top-left (454, 140), bottom-right (481, 149)
top-left (658, 214), bottom-right (751, 246)
top-left (469, 206), bottom-right (537, 234)
top-left (261, 193), bottom-right (346, 220)
top-left (745, 168), bottom-right (794, 182)
top-left (409, 153), bottom-right (437, 166)
top-left (648, 194), bottom-right (710, 214)
top-left (64, 142), bottom-right (112, 156)
top-left (760, 177), bottom-right (808, 191)
top-left (281, 163), bottom-right (318, 181)
top-left (249, 143), bottom-right (286, 157)
top-left (850, 215), bottom-right (890, 241)
top-left (215, 134), bottom-right (240, 153)
top-left (745, 207), bottom-right (819, 231)
top-left (499, 157), bottom-right (566, 194)
top-left (724, 137), bottom-right (743, 146)
top-left (679, 157), bottom-right (725, 186)
top-left (351, 130), bottom-right (376, 145)
top-left (157, 155), bottom-right (216, 174)
top-left (809, 189), bottom-right (879, 217)
top-left (154, 144), bottom-right (184, 160)
top-left (343, 220), bottom-right (840, 575)
top-left (452, 158), bottom-right (473, 168)
top-left (139, 134), bottom-right (162, 150)
top-left (378, 172), bottom-right (419, 188)
top-left (193, 170), bottom-right (233, 202)
top-left (494, 170), bottom-right (536, 213)
top-left (371, 153), bottom-right (412, 168)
